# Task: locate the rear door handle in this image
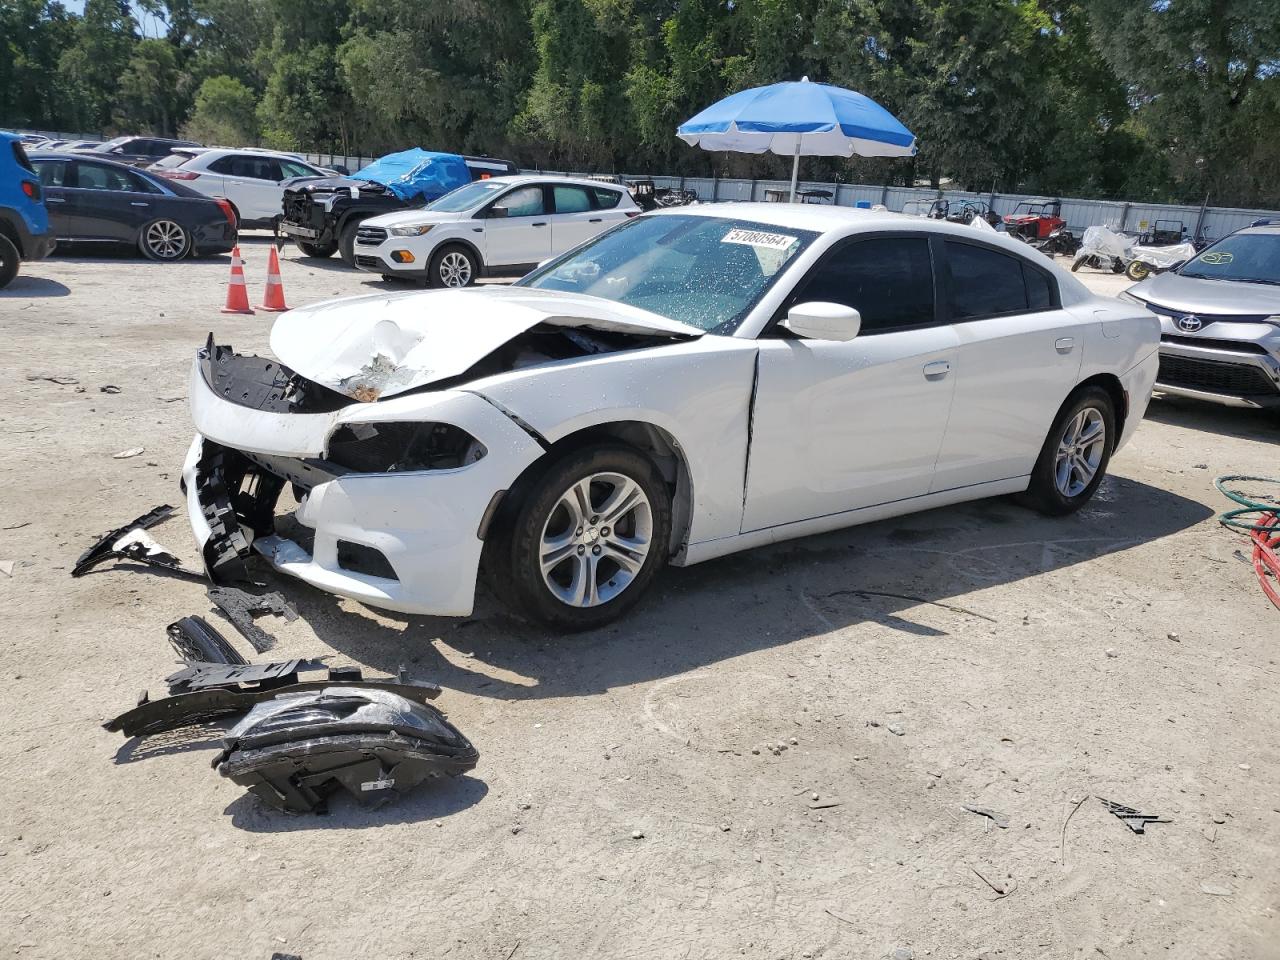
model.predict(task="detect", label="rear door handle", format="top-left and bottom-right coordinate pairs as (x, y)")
top-left (589, 218), bottom-right (603, 223)
top-left (1055, 337), bottom-right (1075, 353)
top-left (130, 202), bottom-right (150, 207)
top-left (923, 360), bottom-right (951, 380)
top-left (46, 197), bottom-right (65, 203)
top-left (532, 222), bottom-right (547, 227)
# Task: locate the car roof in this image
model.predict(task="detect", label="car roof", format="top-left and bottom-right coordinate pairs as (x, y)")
top-left (479, 174), bottom-right (630, 191)
top-left (30, 150), bottom-right (161, 173)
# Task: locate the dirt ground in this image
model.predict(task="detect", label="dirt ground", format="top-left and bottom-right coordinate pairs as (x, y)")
top-left (1, 236), bottom-right (1277, 960)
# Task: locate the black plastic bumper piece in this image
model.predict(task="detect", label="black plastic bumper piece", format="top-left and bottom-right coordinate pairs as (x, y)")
top-left (72, 504), bottom-right (176, 577)
top-left (166, 616), bottom-right (247, 666)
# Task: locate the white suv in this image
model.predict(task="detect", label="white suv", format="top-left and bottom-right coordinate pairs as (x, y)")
top-left (352, 175), bottom-right (640, 286)
top-left (150, 148), bottom-right (338, 229)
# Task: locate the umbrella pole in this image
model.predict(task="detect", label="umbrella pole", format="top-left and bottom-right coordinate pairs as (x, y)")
top-left (789, 138), bottom-right (800, 202)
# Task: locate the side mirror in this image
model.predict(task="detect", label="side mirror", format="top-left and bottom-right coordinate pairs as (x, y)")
top-left (487, 206), bottom-right (510, 219)
top-left (780, 302), bottom-right (862, 342)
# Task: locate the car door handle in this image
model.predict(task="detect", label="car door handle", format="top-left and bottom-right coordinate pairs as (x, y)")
top-left (1055, 337), bottom-right (1075, 353)
top-left (589, 218), bottom-right (603, 223)
top-left (923, 360), bottom-right (951, 380)
top-left (531, 222), bottom-right (547, 227)
top-left (46, 196), bottom-right (65, 203)
top-left (472, 227), bottom-right (483, 233)
top-left (130, 201), bottom-right (150, 207)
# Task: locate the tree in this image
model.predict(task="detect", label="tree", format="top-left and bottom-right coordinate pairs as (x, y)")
top-left (113, 37), bottom-right (182, 134)
top-left (182, 73), bottom-right (257, 144)
top-left (56, 0), bottom-right (137, 131)
top-left (1, 0), bottom-right (78, 130)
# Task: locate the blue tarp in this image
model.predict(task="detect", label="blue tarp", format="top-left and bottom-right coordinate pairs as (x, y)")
top-left (353, 149), bottom-right (471, 203)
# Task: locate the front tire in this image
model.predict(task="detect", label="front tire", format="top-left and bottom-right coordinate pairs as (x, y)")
top-left (492, 444), bottom-right (672, 630)
top-left (138, 219), bottom-right (191, 261)
top-left (428, 243), bottom-right (479, 287)
top-left (1071, 256), bottom-right (1085, 272)
top-left (1018, 386), bottom-right (1116, 516)
top-left (0, 234), bottom-right (18, 289)
top-left (338, 220), bottom-right (363, 267)
top-left (295, 238), bottom-right (337, 258)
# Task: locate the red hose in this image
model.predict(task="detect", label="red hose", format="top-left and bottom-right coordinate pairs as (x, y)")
top-left (1251, 512), bottom-right (1280, 611)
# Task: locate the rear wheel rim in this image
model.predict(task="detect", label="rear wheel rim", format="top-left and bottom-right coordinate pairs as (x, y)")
top-left (438, 251), bottom-right (472, 286)
top-left (538, 472), bottom-right (653, 608)
top-left (145, 220), bottom-right (187, 259)
top-left (1054, 407), bottom-right (1106, 498)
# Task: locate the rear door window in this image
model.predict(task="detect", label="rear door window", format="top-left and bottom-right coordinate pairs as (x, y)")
top-left (552, 185), bottom-right (593, 213)
top-left (73, 162), bottom-right (140, 192)
top-left (946, 241), bottom-right (1035, 319)
top-left (790, 236), bottom-right (936, 334)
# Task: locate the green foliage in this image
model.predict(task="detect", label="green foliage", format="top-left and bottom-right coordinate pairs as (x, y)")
top-left (182, 74), bottom-right (258, 144)
top-left (3, 0), bottom-right (1279, 205)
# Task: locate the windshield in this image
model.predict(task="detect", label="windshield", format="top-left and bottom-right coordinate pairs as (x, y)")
top-left (427, 180), bottom-right (508, 212)
top-left (518, 214), bottom-right (817, 333)
top-left (1180, 232), bottom-right (1280, 285)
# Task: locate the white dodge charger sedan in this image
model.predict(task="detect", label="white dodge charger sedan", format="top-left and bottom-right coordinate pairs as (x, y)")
top-left (182, 204), bottom-right (1159, 629)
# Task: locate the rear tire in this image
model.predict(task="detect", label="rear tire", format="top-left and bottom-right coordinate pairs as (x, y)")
top-left (138, 219), bottom-right (191, 261)
top-left (1070, 256), bottom-right (1085, 272)
top-left (0, 234), bottom-right (18, 289)
top-left (295, 238), bottom-right (337, 258)
top-left (1018, 386), bottom-right (1116, 516)
top-left (490, 444), bottom-right (671, 630)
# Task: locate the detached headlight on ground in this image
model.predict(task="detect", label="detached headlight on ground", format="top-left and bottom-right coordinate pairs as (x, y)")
top-left (326, 421), bottom-right (487, 473)
top-left (389, 223), bottom-right (434, 237)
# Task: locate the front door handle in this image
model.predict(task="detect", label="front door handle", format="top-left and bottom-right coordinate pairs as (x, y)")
top-left (532, 222), bottom-right (547, 227)
top-left (923, 360), bottom-right (951, 380)
top-left (589, 218), bottom-right (603, 223)
top-left (46, 197), bottom-right (65, 203)
top-left (1055, 337), bottom-right (1075, 353)
top-left (130, 201), bottom-right (150, 207)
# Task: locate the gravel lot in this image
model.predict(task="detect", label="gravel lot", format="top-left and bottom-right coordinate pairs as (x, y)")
top-left (2, 237), bottom-right (1278, 960)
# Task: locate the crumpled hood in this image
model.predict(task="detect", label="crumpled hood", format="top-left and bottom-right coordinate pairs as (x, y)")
top-left (1132, 271), bottom-right (1280, 316)
top-left (270, 286), bottom-right (703, 401)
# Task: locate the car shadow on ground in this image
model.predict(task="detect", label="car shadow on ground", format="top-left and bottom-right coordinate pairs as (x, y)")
top-left (0, 275), bottom-right (70, 297)
top-left (1146, 395), bottom-right (1278, 442)
top-left (281, 475), bottom-right (1213, 702)
top-left (224, 774), bottom-right (488, 831)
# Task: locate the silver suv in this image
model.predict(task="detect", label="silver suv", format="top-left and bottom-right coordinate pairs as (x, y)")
top-left (1123, 223), bottom-right (1280, 408)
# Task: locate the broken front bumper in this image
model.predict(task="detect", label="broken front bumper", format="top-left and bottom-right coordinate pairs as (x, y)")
top-left (182, 353), bottom-right (544, 616)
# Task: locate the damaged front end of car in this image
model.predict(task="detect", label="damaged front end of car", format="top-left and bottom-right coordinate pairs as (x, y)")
top-left (182, 290), bottom-right (698, 615)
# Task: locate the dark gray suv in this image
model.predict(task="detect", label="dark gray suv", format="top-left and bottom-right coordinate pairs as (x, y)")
top-left (1123, 224), bottom-right (1280, 408)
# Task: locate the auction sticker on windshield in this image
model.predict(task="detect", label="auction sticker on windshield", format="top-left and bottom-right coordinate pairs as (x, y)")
top-left (721, 228), bottom-right (798, 251)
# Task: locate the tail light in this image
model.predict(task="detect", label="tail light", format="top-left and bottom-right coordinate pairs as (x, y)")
top-left (21, 179), bottom-right (41, 201)
top-left (158, 170), bottom-right (201, 181)
top-left (214, 198), bottom-right (236, 227)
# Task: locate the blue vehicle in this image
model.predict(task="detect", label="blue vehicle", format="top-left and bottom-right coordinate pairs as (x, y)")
top-left (0, 131), bottom-right (56, 288)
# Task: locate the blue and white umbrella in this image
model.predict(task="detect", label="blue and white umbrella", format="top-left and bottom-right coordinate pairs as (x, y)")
top-left (677, 77), bottom-right (917, 201)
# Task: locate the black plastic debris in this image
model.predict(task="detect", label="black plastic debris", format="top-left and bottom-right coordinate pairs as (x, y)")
top-left (165, 659), bottom-right (323, 694)
top-left (207, 586), bottom-right (298, 653)
top-left (72, 504), bottom-right (188, 577)
top-left (167, 616), bottom-right (247, 665)
top-left (103, 665), bottom-right (441, 738)
top-left (212, 687), bottom-right (479, 814)
top-left (1098, 797), bottom-right (1171, 834)
top-left (961, 804), bottom-right (1010, 829)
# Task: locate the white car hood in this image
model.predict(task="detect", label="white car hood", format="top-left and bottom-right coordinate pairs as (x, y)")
top-left (270, 286), bottom-right (703, 401)
top-left (360, 208), bottom-right (467, 229)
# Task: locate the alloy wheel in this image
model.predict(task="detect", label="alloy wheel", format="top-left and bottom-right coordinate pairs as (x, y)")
top-left (1054, 407), bottom-right (1106, 498)
top-left (438, 251), bottom-right (472, 286)
top-left (538, 472), bottom-right (653, 608)
top-left (144, 220), bottom-right (188, 260)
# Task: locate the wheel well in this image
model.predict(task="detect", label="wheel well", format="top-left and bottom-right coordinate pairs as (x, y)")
top-left (0, 216), bottom-right (22, 255)
top-left (1075, 373), bottom-right (1127, 437)
top-left (487, 421), bottom-right (693, 558)
top-left (432, 238), bottom-right (484, 270)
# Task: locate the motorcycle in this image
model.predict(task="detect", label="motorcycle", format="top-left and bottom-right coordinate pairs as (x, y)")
top-left (1071, 225), bottom-right (1133, 274)
top-left (1031, 225), bottom-right (1079, 258)
top-left (1123, 240), bottom-right (1197, 281)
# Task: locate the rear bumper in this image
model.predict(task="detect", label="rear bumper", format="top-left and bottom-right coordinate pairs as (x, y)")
top-left (182, 354), bottom-right (544, 616)
top-left (193, 220), bottom-right (236, 254)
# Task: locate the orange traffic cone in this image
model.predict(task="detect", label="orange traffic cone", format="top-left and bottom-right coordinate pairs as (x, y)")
top-left (220, 246), bottom-right (254, 315)
top-left (259, 244), bottom-right (290, 312)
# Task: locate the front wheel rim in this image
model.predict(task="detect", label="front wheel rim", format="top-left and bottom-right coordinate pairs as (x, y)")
top-left (438, 251), bottom-right (472, 286)
top-left (145, 220), bottom-right (187, 259)
top-left (1054, 407), bottom-right (1106, 498)
top-left (539, 472), bottom-right (653, 608)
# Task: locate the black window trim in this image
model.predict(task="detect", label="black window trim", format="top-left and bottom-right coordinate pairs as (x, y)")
top-left (940, 236), bottom-right (1062, 323)
top-left (764, 229), bottom-right (946, 338)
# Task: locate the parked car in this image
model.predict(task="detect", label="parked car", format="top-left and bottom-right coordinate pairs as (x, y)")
top-left (1122, 222), bottom-right (1280, 408)
top-left (280, 150), bottom-right (518, 265)
top-left (28, 152), bottom-right (236, 260)
top-left (180, 204), bottom-right (1158, 628)
top-left (73, 135), bottom-right (202, 167)
top-left (0, 132), bottom-right (56, 288)
top-left (150, 148), bottom-right (340, 229)
top-left (352, 175), bottom-right (640, 286)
